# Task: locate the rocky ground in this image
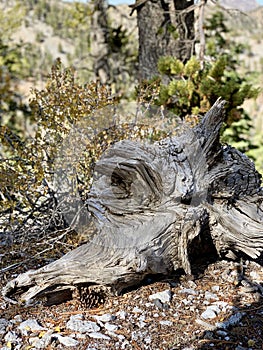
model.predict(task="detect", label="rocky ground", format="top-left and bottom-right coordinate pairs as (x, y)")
top-left (0, 258), bottom-right (262, 350)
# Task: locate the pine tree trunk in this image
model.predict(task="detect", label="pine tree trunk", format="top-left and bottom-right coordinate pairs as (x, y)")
top-left (91, 0), bottom-right (111, 82)
top-left (3, 99), bottom-right (263, 306)
top-left (135, 0), bottom-right (195, 79)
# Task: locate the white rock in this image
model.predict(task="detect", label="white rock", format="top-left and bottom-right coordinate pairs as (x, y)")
top-left (138, 321), bottom-right (146, 328)
top-left (0, 318), bottom-right (9, 335)
top-left (208, 305), bottom-right (221, 314)
top-left (131, 331), bottom-right (139, 340)
top-left (179, 288), bottom-right (198, 295)
top-left (29, 337), bottom-right (40, 346)
top-left (66, 316), bottom-right (100, 333)
top-left (132, 306), bottom-right (143, 313)
top-left (71, 313), bottom-right (83, 319)
top-left (116, 311), bottom-right (127, 320)
top-left (121, 340), bottom-right (131, 349)
top-left (28, 330), bottom-right (53, 349)
top-left (205, 291), bottom-right (218, 300)
top-left (149, 289), bottom-right (172, 304)
top-left (152, 298), bottom-right (165, 309)
top-left (139, 315), bottom-right (145, 321)
top-left (18, 319), bottom-right (46, 335)
top-left (144, 335), bottom-right (152, 344)
top-left (88, 332), bottom-right (111, 340)
top-left (4, 331), bottom-right (19, 342)
top-left (201, 307), bottom-right (218, 319)
top-left (212, 301), bottom-right (229, 308)
top-left (212, 301), bottom-right (232, 313)
top-left (93, 313), bottom-right (116, 323)
top-left (55, 334), bottom-right (79, 347)
top-left (212, 285), bottom-right (220, 292)
top-left (160, 320), bottom-right (173, 326)
top-left (12, 315), bottom-right (23, 324)
top-left (117, 334), bottom-right (126, 341)
top-left (104, 322), bottom-right (118, 331)
top-left (105, 330), bottom-right (118, 338)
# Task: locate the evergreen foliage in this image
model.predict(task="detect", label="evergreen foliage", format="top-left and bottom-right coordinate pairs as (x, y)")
top-left (137, 10), bottom-right (261, 160)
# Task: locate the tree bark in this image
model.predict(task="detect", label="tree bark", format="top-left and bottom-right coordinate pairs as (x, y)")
top-left (134, 0), bottom-right (195, 80)
top-left (3, 99), bottom-right (263, 305)
top-left (91, 0), bottom-right (111, 83)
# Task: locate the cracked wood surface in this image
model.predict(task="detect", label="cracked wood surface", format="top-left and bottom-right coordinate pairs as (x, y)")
top-left (3, 99), bottom-right (263, 304)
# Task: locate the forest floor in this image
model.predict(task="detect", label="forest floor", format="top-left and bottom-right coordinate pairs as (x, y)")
top-left (0, 255), bottom-right (262, 350)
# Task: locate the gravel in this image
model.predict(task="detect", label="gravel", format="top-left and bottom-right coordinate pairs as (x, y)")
top-left (0, 259), bottom-right (262, 349)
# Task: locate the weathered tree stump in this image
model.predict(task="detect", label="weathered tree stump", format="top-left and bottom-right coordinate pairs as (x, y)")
top-left (3, 99), bottom-right (263, 305)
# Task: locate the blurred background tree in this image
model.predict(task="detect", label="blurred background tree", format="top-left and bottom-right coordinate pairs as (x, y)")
top-left (135, 4), bottom-right (262, 169)
top-left (133, 0), bottom-right (194, 79)
top-left (0, 2), bottom-right (32, 136)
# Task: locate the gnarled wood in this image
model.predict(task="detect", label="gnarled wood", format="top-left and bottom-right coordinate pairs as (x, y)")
top-left (3, 99), bottom-right (263, 305)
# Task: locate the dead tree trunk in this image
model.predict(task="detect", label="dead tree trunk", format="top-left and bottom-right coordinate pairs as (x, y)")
top-left (3, 100), bottom-right (263, 305)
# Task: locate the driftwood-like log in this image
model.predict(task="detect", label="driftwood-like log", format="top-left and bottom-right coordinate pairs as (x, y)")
top-left (3, 99), bottom-right (263, 305)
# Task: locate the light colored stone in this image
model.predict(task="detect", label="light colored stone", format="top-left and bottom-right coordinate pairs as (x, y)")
top-left (138, 321), bottom-right (146, 328)
top-left (132, 306), bottom-right (143, 313)
top-left (28, 330), bottom-right (53, 349)
top-left (93, 313), bottom-right (116, 323)
top-left (179, 288), bottom-right (198, 295)
top-left (18, 319), bottom-right (46, 335)
top-left (0, 318), bottom-right (9, 335)
top-left (12, 315), bottom-right (23, 324)
top-left (116, 310), bottom-right (127, 320)
top-left (211, 285), bottom-right (220, 292)
top-left (104, 322), bottom-right (118, 331)
top-left (88, 332), bottom-right (111, 340)
top-left (4, 331), bottom-right (19, 343)
top-left (55, 334), bottom-right (79, 347)
top-left (66, 315), bottom-right (100, 333)
top-left (212, 301), bottom-right (232, 313)
top-left (160, 320), bottom-right (173, 326)
top-left (149, 289), bottom-right (172, 304)
top-left (201, 306), bottom-right (219, 319)
top-left (204, 291), bottom-right (218, 300)
top-left (144, 335), bottom-right (152, 344)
